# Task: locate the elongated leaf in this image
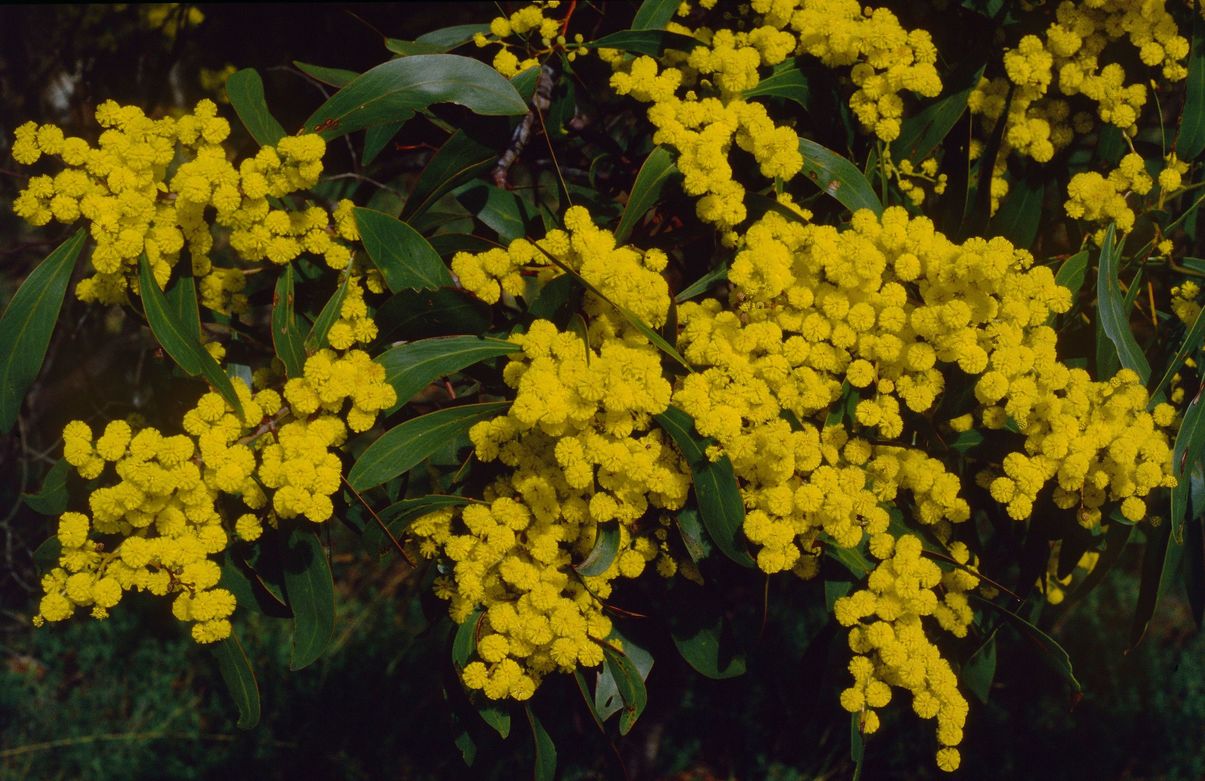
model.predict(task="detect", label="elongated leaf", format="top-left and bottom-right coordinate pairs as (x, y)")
top-left (798, 137), bottom-right (883, 216)
top-left (576, 522), bottom-right (620, 577)
top-left (303, 276), bottom-right (349, 352)
top-left (977, 597), bottom-right (1081, 692)
top-left (164, 267), bottom-right (201, 342)
top-left (354, 208), bottom-right (455, 292)
top-left (271, 265), bottom-right (305, 378)
top-left (348, 402), bottom-right (509, 491)
top-left (615, 146), bottom-right (679, 243)
top-left (363, 121), bottom-right (402, 166)
top-left (632, 0), bottom-right (679, 29)
top-left (457, 183), bottom-right (531, 243)
top-left (453, 609), bottom-right (483, 668)
top-left (584, 29), bottom-right (701, 57)
top-left (655, 406), bottom-right (755, 568)
top-left (676, 507), bottom-right (711, 563)
top-left (1178, 15), bottom-right (1205, 161)
top-left (304, 54), bottom-right (527, 139)
top-left (742, 60), bottom-right (810, 111)
top-left (1096, 224), bottom-right (1151, 383)
top-left (418, 23), bottom-right (490, 48)
top-left (670, 606), bottom-right (747, 679)
top-left (1130, 520), bottom-right (1183, 649)
top-left (1171, 389), bottom-right (1205, 543)
top-left (1153, 304), bottom-right (1205, 398)
top-left (825, 541), bottom-right (874, 579)
top-left (525, 706), bottom-right (557, 781)
top-left (0, 229), bottom-right (85, 433)
top-left (282, 526), bottom-right (335, 670)
top-left (212, 632), bottom-right (260, 729)
top-left (376, 335), bottom-right (519, 414)
top-left (991, 176), bottom-right (1044, 249)
top-left (1055, 250), bottom-right (1089, 298)
top-left (23, 458), bottom-right (69, 516)
top-left (850, 713), bottom-right (864, 781)
top-left (226, 68), bottom-right (286, 146)
top-left (962, 631), bottom-right (998, 704)
top-left (573, 670), bottom-right (607, 732)
top-left (377, 494), bottom-right (472, 548)
top-left (385, 38), bottom-right (446, 56)
top-left (376, 287), bottom-right (491, 342)
top-left (32, 536), bottom-right (61, 572)
top-left (294, 61), bottom-right (358, 88)
top-left (675, 263), bottom-right (728, 303)
top-left (139, 255), bottom-right (243, 418)
top-left (402, 130), bottom-right (497, 221)
top-left (603, 647), bottom-right (649, 735)
top-left (892, 64), bottom-right (983, 162)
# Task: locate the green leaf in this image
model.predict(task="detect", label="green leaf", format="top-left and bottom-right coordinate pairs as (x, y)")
top-left (615, 146), bottom-right (679, 243)
top-left (303, 54), bottom-right (528, 139)
top-left (0, 228), bottom-right (85, 433)
top-left (675, 507), bottom-right (711, 563)
top-left (1095, 224), bottom-right (1151, 383)
top-left (1129, 520), bottom-right (1183, 649)
top-left (602, 646), bottom-right (649, 735)
top-left (377, 494), bottom-right (472, 548)
top-left (453, 609), bottom-right (483, 668)
top-left (632, 0), bottom-right (679, 29)
top-left (742, 60), bottom-right (810, 111)
top-left (961, 631), bottom-right (998, 704)
top-left (1170, 389), bottom-right (1205, 543)
top-left (990, 176), bottom-right (1044, 249)
top-left (584, 29), bottom-right (701, 57)
top-left (348, 402), bottom-right (509, 491)
top-left (23, 458), bottom-right (69, 516)
top-left (164, 266), bottom-right (201, 342)
top-left (798, 137), bottom-right (883, 216)
top-left (226, 68), bottom-right (286, 146)
top-left (824, 579), bottom-right (854, 612)
top-left (1054, 250), bottom-right (1089, 297)
top-left (576, 522), bottom-right (620, 577)
top-left (32, 536), bottom-right (61, 573)
top-left (675, 263), bottom-right (729, 304)
top-left (281, 526), bottom-right (335, 670)
top-left (376, 335), bottom-right (518, 414)
top-left (271, 265), bottom-right (306, 378)
top-left (1153, 304), bottom-right (1205, 399)
top-left (977, 597), bottom-right (1082, 692)
top-left (211, 632), bottom-right (261, 729)
top-left (1177, 15), bottom-right (1205, 161)
top-left (456, 183), bottom-right (531, 243)
top-left (670, 604), bottom-right (747, 679)
top-left (353, 208), bottom-right (455, 292)
top-left (417, 23), bottom-right (490, 48)
top-left (825, 541), bottom-right (874, 579)
top-left (385, 39), bottom-right (447, 56)
top-left (891, 64), bottom-right (983, 162)
top-left (375, 287), bottom-right (491, 342)
top-left (138, 254), bottom-right (243, 418)
top-left (654, 406), bottom-right (755, 568)
top-left (401, 130), bottom-right (497, 221)
top-left (294, 61), bottom-right (358, 88)
top-left (850, 713), bottom-right (864, 781)
top-left (303, 275), bottom-right (349, 352)
top-left (525, 706), bottom-right (557, 781)
top-left (362, 122), bottom-right (403, 166)
top-left (479, 705), bottom-right (511, 740)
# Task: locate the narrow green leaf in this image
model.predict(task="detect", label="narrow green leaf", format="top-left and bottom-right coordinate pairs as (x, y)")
top-left (282, 526), bottom-right (335, 670)
top-left (1170, 389), bottom-right (1205, 543)
top-left (417, 23), bottom-right (490, 48)
top-left (401, 130), bottom-right (497, 221)
top-left (615, 146), bottom-right (679, 243)
top-left (375, 287), bottom-right (491, 342)
top-left (825, 542), bottom-right (874, 579)
top-left (962, 631), bottom-right (998, 704)
top-left (353, 208), bottom-right (455, 293)
top-left (479, 705), bottom-right (511, 739)
top-left (632, 0), bottom-right (679, 29)
top-left (676, 507), bottom-right (711, 563)
top-left (453, 609), bottom-right (483, 669)
top-left (377, 494), bottom-right (472, 548)
top-left (525, 706), bottom-right (557, 781)
top-left (1152, 304), bottom-right (1205, 399)
top-left (1054, 250), bottom-right (1089, 297)
top-left (584, 29), bottom-right (701, 57)
top-left (294, 61), bottom-right (358, 88)
top-left (850, 713), bottom-right (865, 780)
top-left (226, 68), bottom-right (286, 146)
top-left (304, 54), bottom-right (528, 139)
top-left (798, 137), bottom-right (883, 216)
top-left (576, 522), bottom-right (620, 577)
top-left (670, 607), bottom-right (747, 679)
top-left (1129, 520), bottom-right (1183, 649)
top-left (603, 646), bottom-right (649, 735)
top-left (990, 176), bottom-right (1044, 249)
top-left (1096, 224), bottom-right (1151, 383)
top-left (977, 597), bottom-right (1082, 692)
top-left (0, 228), bottom-right (85, 433)
top-left (348, 402), bottom-right (509, 491)
top-left (23, 458), bottom-right (69, 516)
top-left (303, 276), bottom-right (349, 352)
top-left (164, 266), bottom-right (201, 342)
top-left (211, 632), bottom-right (261, 729)
top-left (824, 579), bottom-right (854, 612)
top-left (655, 406), bottom-right (755, 568)
top-left (363, 121), bottom-right (403, 166)
top-left (891, 63), bottom-right (984, 162)
top-left (385, 39), bottom-right (447, 56)
top-left (32, 536), bottom-right (61, 572)
top-left (573, 670), bottom-right (607, 732)
top-left (675, 263), bottom-right (729, 304)
top-left (457, 183), bottom-right (530, 243)
top-left (1177, 15), bottom-right (1205, 161)
top-left (271, 265), bottom-right (306, 378)
top-left (376, 335), bottom-right (518, 414)
top-left (742, 60), bottom-right (810, 111)
top-left (138, 255), bottom-right (243, 418)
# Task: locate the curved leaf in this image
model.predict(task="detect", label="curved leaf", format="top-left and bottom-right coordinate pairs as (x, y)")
top-left (576, 522), bottom-right (620, 577)
top-left (348, 401), bottom-right (509, 491)
top-left (1055, 250), bottom-right (1089, 297)
top-left (281, 526), bottom-right (335, 670)
top-left (401, 130), bottom-right (498, 221)
top-left (1170, 389), bottom-right (1205, 543)
top-left (670, 607), bottom-right (747, 679)
top-left (211, 632), bottom-right (261, 729)
top-left (271, 265), bottom-right (305, 378)
top-left (585, 29), bottom-right (701, 57)
top-left (376, 335), bottom-right (519, 414)
top-left (453, 609), bottom-right (483, 669)
top-left (303, 54), bottom-right (528, 139)
top-left (294, 61), bottom-right (358, 88)
top-left (525, 706), bottom-right (557, 781)
top-left (1153, 303), bottom-right (1205, 399)
top-left (891, 63), bottom-right (983, 162)
top-left (654, 405), bottom-right (755, 568)
top-left (632, 0), bottom-right (679, 29)
top-left (742, 61), bottom-right (810, 111)
top-left (23, 458), bottom-right (69, 516)
top-left (226, 68), bottom-right (286, 146)
top-left (977, 597), bottom-right (1082, 692)
top-left (375, 287), bottom-right (491, 342)
top-left (1096, 224), bottom-right (1151, 383)
top-left (164, 266), bottom-right (201, 342)
top-left (363, 121), bottom-right (403, 167)
top-left (377, 495), bottom-right (473, 550)
top-left (798, 137), bottom-right (883, 216)
top-left (138, 255), bottom-right (243, 418)
top-left (602, 646), bottom-right (649, 735)
top-left (961, 631), bottom-right (999, 704)
top-left (418, 23), bottom-right (490, 48)
top-left (0, 228), bottom-right (85, 433)
top-left (303, 275), bottom-right (349, 352)
top-left (1177, 15), bottom-right (1205, 161)
top-left (1129, 520), bottom-right (1182, 650)
top-left (991, 176), bottom-right (1044, 249)
top-left (354, 207), bottom-right (455, 293)
top-left (615, 146), bottom-right (679, 243)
